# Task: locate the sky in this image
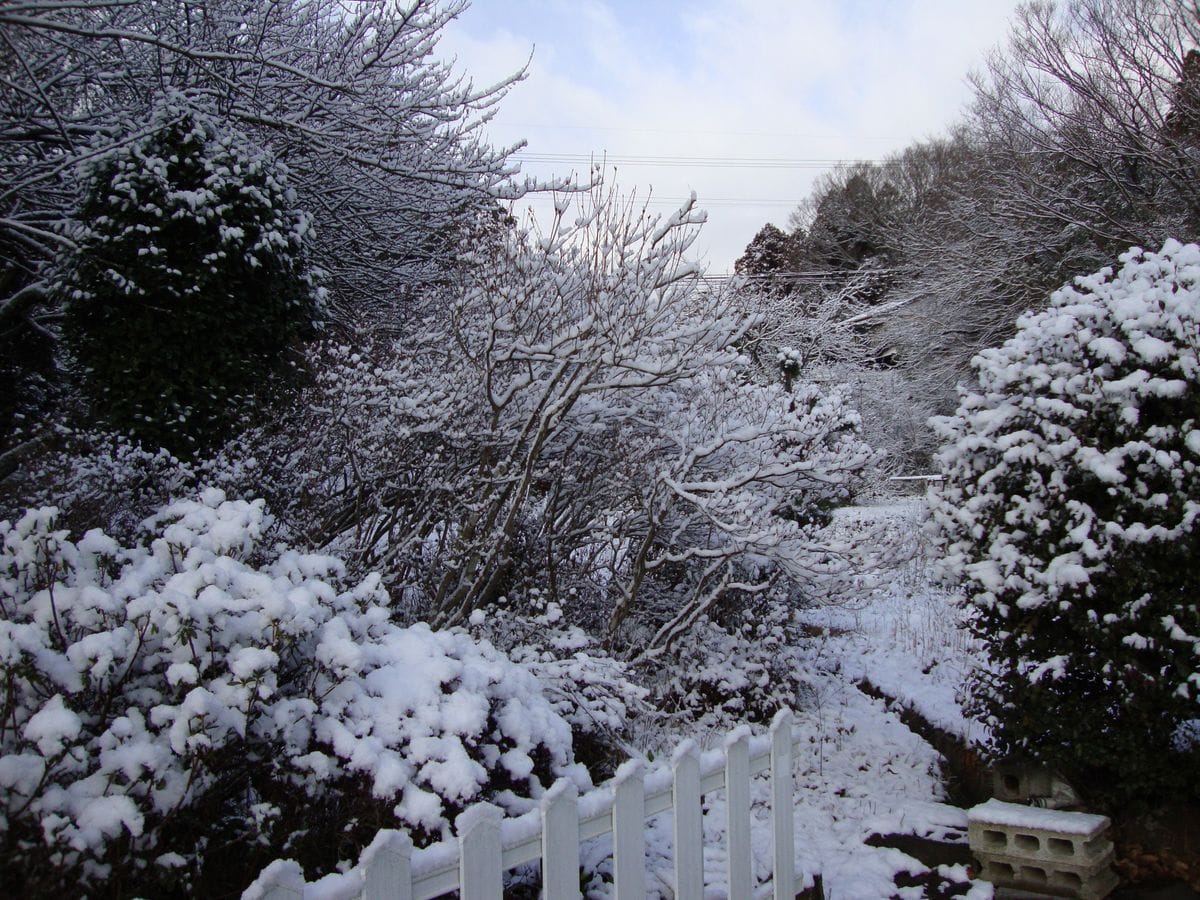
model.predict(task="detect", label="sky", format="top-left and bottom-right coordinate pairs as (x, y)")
top-left (439, 0), bottom-right (1023, 273)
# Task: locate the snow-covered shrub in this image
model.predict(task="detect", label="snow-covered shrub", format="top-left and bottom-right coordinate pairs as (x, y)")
top-left (59, 96), bottom-right (319, 455)
top-left (655, 599), bottom-right (813, 728)
top-left (930, 240), bottom-right (1200, 806)
top-left (466, 592), bottom-right (649, 779)
top-left (1, 428), bottom-right (203, 539)
top-left (0, 491), bottom-right (579, 895)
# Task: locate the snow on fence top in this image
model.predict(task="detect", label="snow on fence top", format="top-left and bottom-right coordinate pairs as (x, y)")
top-left (246, 710), bottom-right (801, 900)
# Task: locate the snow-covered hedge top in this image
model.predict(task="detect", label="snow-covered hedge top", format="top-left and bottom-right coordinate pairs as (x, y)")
top-left (0, 490), bottom-right (582, 892)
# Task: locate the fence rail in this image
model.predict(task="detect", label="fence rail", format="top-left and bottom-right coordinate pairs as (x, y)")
top-left (252, 709), bottom-right (801, 900)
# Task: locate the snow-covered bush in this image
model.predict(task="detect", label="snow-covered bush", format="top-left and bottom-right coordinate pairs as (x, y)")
top-left (931, 240), bottom-right (1200, 805)
top-left (1, 428), bottom-right (206, 539)
top-left (465, 591), bottom-right (649, 778)
top-left (59, 97), bottom-right (319, 454)
top-left (0, 491), bottom-right (580, 895)
top-left (655, 600), bottom-right (813, 728)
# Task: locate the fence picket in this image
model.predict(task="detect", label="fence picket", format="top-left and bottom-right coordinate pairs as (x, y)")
top-left (457, 804), bottom-right (503, 900)
top-left (770, 709), bottom-right (795, 900)
top-left (541, 779), bottom-right (581, 900)
top-left (725, 728), bottom-right (752, 898)
top-left (248, 714), bottom-right (807, 900)
top-left (673, 740), bottom-right (704, 900)
top-left (362, 831), bottom-right (413, 900)
top-left (612, 760), bottom-right (646, 899)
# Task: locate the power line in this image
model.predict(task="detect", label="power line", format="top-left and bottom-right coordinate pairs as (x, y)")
top-left (641, 197), bottom-right (804, 207)
top-left (512, 152), bottom-right (884, 169)
top-left (493, 122), bottom-right (909, 141)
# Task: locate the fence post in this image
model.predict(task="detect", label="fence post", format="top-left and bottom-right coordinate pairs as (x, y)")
top-left (673, 739), bottom-right (703, 900)
top-left (725, 727), bottom-right (752, 898)
top-left (362, 830), bottom-right (413, 900)
top-left (541, 779), bottom-right (581, 900)
top-left (457, 803), bottom-right (503, 900)
top-left (770, 709), bottom-right (795, 900)
top-left (612, 759), bottom-right (646, 899)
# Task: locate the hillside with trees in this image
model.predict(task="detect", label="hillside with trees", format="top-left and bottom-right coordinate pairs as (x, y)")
top-left (737, 0), bottom-right (1200, 467)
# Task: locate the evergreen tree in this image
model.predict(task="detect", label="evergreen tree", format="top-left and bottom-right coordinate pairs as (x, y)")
top-left (931, 241), bottom-right (1200, 808)
top-left (735, 223), bottom-right (796, 278)
top-left (60, 99), bottom-right (319, 454)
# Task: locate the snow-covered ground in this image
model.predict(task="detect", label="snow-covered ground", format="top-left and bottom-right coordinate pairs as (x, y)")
top-left (780, 498), bottom-right (993, 898)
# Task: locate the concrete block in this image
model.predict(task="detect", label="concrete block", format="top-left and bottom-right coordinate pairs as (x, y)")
top-left (968, 800), bottom-right (1117, 899)
top-left (977, 853), bottom-right (1118, 899)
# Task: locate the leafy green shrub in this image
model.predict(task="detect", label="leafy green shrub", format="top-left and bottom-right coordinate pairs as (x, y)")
top-left (930, 240), bottom-right (1200, 807)
top-left (60, 97), bottom-right (319, 454)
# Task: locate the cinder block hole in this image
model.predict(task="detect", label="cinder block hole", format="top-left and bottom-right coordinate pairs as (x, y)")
top-left (1001, 774), bottom-right (1020, 794)
top-left (982, 829), bottom-right (1007, 849)
top-left (990, 861), bottom-right (1016, 879)
top-left (1020, 866), bottom-right (1048, 885)
top-left (1048, 837), bottom-right (1074, 856)
top-left (1014, 833), bottom-right (1040, 852)
top-left (1056, 871), bottom-right (1083, 889)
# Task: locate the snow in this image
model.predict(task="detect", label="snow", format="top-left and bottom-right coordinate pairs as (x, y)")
top-left (1, 493), bottom-right (583, 886)
top-left (23, 695), bottom-right (83, 757)
top-left (797, 501), bottom-right (989, 745)
top-left (8, 478), bottom-right (1001, 898)
top-left (968, 799), bottom-right (1108, 835)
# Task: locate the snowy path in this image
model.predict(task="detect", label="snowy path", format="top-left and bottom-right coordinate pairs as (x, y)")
top-left (780, 498), bottom-right (993, 898)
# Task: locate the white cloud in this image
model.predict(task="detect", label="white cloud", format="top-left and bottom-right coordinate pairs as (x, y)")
top-left (440, 0), bottom-right (1021, 270)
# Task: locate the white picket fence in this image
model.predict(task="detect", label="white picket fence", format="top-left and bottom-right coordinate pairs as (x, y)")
top-left (252, 709), bottom-right (801, 900)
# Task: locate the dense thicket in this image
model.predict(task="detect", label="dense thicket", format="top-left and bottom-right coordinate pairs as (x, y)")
top-left (0, 3), bottom-right (883, 894)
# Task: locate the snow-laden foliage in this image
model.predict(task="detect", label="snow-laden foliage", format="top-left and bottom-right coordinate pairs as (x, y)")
top-left (655, 599), bottom-right (814, 728)
top-left (464, 591), bottom-right (648, 778)
top-left (216, 186), bottom-right (875, 659)
top-left (3, 429), bottom-right (204, 540)
top-left (0, 491), bottom-right (580, 895)
top-left (59, 98), bottom-right (318, 454)
top-left (931, 240), bottom-right (1200, 805)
